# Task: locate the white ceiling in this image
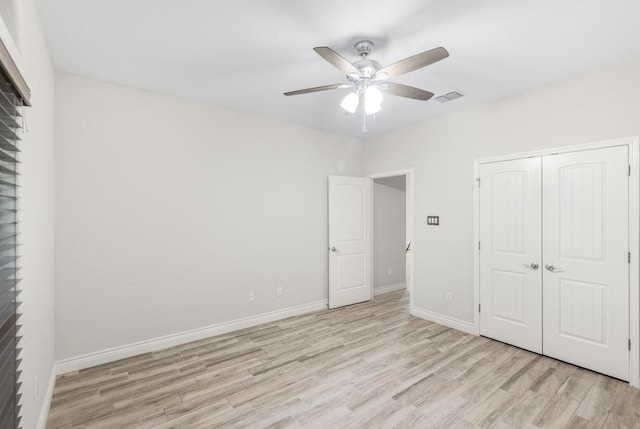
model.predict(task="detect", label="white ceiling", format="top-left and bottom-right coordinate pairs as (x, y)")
top-left (37, 0), bottom-right (640, 137)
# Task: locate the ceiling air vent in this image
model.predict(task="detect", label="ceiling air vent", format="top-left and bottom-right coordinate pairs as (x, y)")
top-left (434, 91), bottom-right (464, 103)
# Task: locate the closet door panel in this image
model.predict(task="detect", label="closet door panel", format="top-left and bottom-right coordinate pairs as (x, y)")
top-left (542, 146), bottom-right (629, 381)
top-left (479, 157), bottom-right (542, 353)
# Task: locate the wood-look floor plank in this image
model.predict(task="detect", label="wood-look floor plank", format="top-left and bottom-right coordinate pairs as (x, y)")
top-left (565, 407), bottom-right (610, 429)
top-left (602, 412), bottom-right (640, 429)
top-left (530, 393), bottom-right (580, 427)
top-left (47, 290), bottom-right (639, 428)
top-left (575, 385), bottom-right (617, 420)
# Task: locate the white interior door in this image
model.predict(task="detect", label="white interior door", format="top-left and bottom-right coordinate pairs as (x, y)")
top-left (479, 157), bottom-right (543, 353)
top-left (328, 176), bottom-right (372, 309)
top-left (542, 146), bottom-right (629, 381)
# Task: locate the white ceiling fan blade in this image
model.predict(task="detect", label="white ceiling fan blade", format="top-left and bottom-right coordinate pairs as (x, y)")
top-left (377, 47), bottom-right (449, 78)
top-left (313, 47), bottom-right (361, 75)
top-left (283, 84), bottom-right (348, 96)
top-left (385, 82), bottom-right (434, 101)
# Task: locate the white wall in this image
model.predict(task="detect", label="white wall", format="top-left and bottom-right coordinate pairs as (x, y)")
top-left (0, 0), bottom-right (18, 47)
top-left (55, 73), bottom-right (363, 361)
top-left (10, 0), bottom-right (56, 428)
top-left (373, 176), bottom-right (406, 289)
top-left (363, 58), bottom-right (640, 325)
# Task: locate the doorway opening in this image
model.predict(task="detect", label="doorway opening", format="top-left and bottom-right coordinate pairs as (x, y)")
top-left (370, 170), bottom-right (414, 309)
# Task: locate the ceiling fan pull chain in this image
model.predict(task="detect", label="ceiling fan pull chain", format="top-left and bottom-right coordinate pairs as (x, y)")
top-left (362, 105), bottom-right (368, 134)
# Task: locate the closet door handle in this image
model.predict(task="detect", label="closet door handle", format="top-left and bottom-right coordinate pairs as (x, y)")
top-left (545, 264), bottom-right (563, 272)
top-left (522, 263), bottom-right (539, 270)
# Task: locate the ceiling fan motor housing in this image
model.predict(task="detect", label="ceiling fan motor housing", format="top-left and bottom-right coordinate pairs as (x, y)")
top-left (352, 41), bottom-right (382, 78)
top-left (354, 40), bottom-right (374, 57)
top-left (353, 58), bottom-right (383, 78)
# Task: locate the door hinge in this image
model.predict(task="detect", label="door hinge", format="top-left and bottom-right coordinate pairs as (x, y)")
top-left (478, 241), bottom-right (481, 250)
top-left (629, 252), bottom-right (631, 264)
top-left (629, 165), bottom-right (631, 177)
top-left (478, 303), bottom-right (481, 313)
top-left (629, 339), bottom-right (632, 351)
top-left (476, 177), bottom-right (481, 187)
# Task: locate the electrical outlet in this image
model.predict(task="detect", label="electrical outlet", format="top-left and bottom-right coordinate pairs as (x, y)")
top-left (34, 376), bottom-right (38, 399)
top-left (388, 268), bottom-right (393, 276)
top-left (446, 292), bottom-right (453, 303)
top-left (248, 291), bottom-right (254, 302)
top-left (276, 287), bottom-right (283, 297)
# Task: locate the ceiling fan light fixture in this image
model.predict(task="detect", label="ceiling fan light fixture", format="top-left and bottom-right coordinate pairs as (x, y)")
top-left (365, 86), bottom-right (383, 105)
top-left (364, 86), bottom-right (383, 115)
top-left (373, 71), bottom-right (389, 81)
top-left (365, 102), bottom-right (381, 115)
top-left (341, 92), bottom-right (359, 113)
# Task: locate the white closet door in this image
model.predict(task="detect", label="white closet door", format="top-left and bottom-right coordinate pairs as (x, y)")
top-left (479, 157), bottom-right (542, 353)
top-left (542, 146), bottom-right (629, 381)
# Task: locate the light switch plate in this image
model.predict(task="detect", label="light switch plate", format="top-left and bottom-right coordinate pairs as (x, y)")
top-left (427, 216), bottom-right (440, 226)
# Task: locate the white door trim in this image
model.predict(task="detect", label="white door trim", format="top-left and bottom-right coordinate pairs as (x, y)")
top-left (629, 140), bottom-right (640, 388)
top-left (368, 169), bottom-right (414, 310)
top-left (474, 136), bottom-right (640, 388)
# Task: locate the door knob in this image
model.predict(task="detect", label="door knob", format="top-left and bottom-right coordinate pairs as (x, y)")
top-left (545, 264), bottom-right (563, 272)
top-left (330, 247), bottom-right (337, 252)
top-left (522, 263), bottom-right (539, 270)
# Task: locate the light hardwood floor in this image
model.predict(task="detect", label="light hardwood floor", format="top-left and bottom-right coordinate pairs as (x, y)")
top-left (47, 291), bottom-right (640, 428)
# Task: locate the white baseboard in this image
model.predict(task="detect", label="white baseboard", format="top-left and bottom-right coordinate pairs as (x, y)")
top-left (56, 299), bottom-right (328, 375)
top-left (410, 306), bottom-right (477, 335)
top-left (374, 282), bottom-right (407, 296)
top-left (36, 364), bottom-right (56, 429)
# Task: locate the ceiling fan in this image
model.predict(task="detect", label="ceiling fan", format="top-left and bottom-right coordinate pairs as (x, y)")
top-left (284, 40), bottom-right (449, 131)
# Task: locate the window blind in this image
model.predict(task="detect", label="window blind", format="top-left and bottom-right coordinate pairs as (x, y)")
top-left (0, 72), bottom-right (23, 428)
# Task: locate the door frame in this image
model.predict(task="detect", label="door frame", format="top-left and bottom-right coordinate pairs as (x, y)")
top-left (368, 169), bottom-right (415, 309)
top-left (473, 136), bottom-right (640, 388)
